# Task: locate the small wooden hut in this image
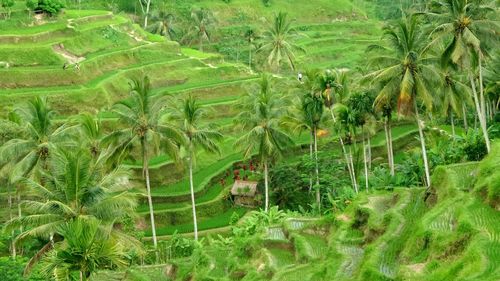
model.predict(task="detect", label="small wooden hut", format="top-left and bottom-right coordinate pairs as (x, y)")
top-left (231, 180), bottom-right (258, 207)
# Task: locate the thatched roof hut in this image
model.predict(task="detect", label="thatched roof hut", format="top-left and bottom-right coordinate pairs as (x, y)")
top-left (231, 180), bottom-right (258, 197)
top-left (231, 180), bottom-right (258, 206)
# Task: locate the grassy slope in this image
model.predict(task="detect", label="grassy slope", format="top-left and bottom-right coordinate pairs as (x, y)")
top-left (104, 142), bottom-right (499, 281)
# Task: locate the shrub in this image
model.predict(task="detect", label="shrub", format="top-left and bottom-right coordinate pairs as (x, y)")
top-left (461, 129), bottom-right (488, 161)
top-left (27, 0), bottom-right (64, 16)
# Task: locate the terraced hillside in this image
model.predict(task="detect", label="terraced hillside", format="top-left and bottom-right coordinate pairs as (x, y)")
top-left (0, 1), bottom-right (383, 244)
top-left (94, 142), bottom-right (500, 281)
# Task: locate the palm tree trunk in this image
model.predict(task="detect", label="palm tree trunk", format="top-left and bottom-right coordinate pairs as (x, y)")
top-left (264, 160), bottom-right (269, 212)
top-left (367, 134), bottom-right (372, 170)
top-left (349, 145), bottom-right (358, 193)
top-left (23, 241), bottom-right (53, 276)
top-left (414, 100), bottom-right (431, 187)
top-left (8, 185), bottom-right (16, 259)
top-left (189, 155), bottom-right (198, 241)
top-left (462, 104), bottom-right (468, 131)
top-left (309, 132), bottom-right (313, 191)
top-left (143, 0), bottom-right (151, 28)
top-left (384, 118), bottom-right (394, 176)
top-left (363, 134), bottom-right (369, 191)
top-left (469, 72), bottom-right (491, 152)
top-left (17, 190), bottom-right (22, 232)
top-left (200, 37), bottom-right (203, 52)
top-left (313, 127), bottom-right (320, 208)
top-left (330, 109), bottom-right (356, 190)
top-left (450, 113), bottom-right (455, 138)
top-left (479, 55), bottom-right (486, 124)
top-left (388, 121), bottom-right (394, 173)
top-left (141, 139), bottom-right (158, 251)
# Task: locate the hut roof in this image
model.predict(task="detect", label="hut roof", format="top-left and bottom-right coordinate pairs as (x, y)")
top-left (231, 180), bottom-right (258, 197)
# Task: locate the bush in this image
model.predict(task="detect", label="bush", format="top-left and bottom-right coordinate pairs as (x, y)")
top-left (461, 129), bottom-right (488, 161)
top-left (27, 0), bottom-right (64, 16)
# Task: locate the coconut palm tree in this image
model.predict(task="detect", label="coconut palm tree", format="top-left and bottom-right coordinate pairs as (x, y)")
top-left (333, 103), bottom-right (360, 194)
top-left (41, 217), bottom-right (132, 281)
top-left (5, 147), bottom-right (138, 275)
top-left (235, 74), bottom-right (294, 212)
top-left (365, 16), bottom-right (438, 187)
top-left (147, 10), bottom-right (177, 40)
top-left (171, 95), bottom-right (223, 241)
top-left (245, 28), bottom-right (258, 68)
top-left (258, 12), bottom-right (305, 72)
top-left (104, 76), bottom-right (184, 250)
top-left (438, 67), bottom-right (472, 137)
top-left (185, 8), bottom-right (215, 51)
top-left (320, 69), bottom-right (359, 191)
top-left (0, 97), bottom-right (69, 182)
top-left (282, 78), bottom-right (324, 206)
top-left (347, 91), bottom-right (377, 191)
top-left (426, 0), bottom-right (498, 152)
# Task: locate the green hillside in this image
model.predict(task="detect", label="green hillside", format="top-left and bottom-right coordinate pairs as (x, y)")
top-left (95, 142), bottom-right (500, 281)
top-left (0, 0), bottom-right (498, 280)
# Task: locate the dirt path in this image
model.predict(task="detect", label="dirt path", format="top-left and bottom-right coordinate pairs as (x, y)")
top-left (110, 24), bottom-right (151, 44)
top-left (52, 44), bottom-right (85, 64)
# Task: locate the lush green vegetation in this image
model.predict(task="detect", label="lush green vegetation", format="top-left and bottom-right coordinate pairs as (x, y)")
top-left (0, 0), bottom-right (498, 280)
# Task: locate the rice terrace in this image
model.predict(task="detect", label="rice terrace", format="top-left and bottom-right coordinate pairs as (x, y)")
top-left (0, 0), bottom-right (498, 280)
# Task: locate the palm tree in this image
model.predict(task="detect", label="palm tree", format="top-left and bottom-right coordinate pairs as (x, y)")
top-left (347, 91), bottom-right (377, 191)
top-left (426, 0), bottom-right (498, 152)
top-left (5, 148), bottom-right (138, 275)
top-left (320, 69), bottom-right (359, 191)
top-left (186, 8), bottom-right (215, 51)
top-left (282, 72), bottom-right (324, 206)
top-left (0, 97), bottom-right (69, 182)
top-left (147, 10), bottom-right (177, 40)
top-left (244, 28), bottom-right (258, 68)
top-left (258, 12), bottom-right (305, 72)
top-left (438, 67), bottom-right (472, 137)
top-left (333, 103), bottom-right (359, 194)
top-left (365, 16), bottom-right (438, 187)
top-left (70, 113), bottom-right (105, 159)
top-left (105, 76), bottom-right (184, 250)
top-left (235, 74), bottom-right (294, 212)
top-left (171, 95), bottom-right (223, 241)
top-left (41, 217), bottom-right (133, 281)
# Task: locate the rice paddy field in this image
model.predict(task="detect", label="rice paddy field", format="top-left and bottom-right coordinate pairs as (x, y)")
top-left (0, 0), bottom-right (498, 280)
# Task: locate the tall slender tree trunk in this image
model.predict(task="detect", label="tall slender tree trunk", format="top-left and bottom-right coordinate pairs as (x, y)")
top-left (143, 0), bottom-right (151, 28)
top-left (469, 73), bottom-right (491, 153)
top-left (141, 139), bottom-right (158, 252)
top-left (462, 104), bottom-right (468, 131)
top-left (450, 113), bottom-right (456, 138)
top-left (367, 134), bottom-right (372, 170)
top-left (479, 55), bottom-right (486, 124)
top-left (363, 134), bottom-right (369, 191)
top-left (414, 100), bottom-right (431, 187)
top-left (309, 132), bottom-right (313, 191)
top-left (384, 118), bottom-right (394, 176)
top-left (189, 155), bottom-right (198, 241)
top-left (264, 160), bottom-right (269, 212)
top-left (314, 127), bottom-right (320, 208)
top-left (349, 145), bottom-right (358, 193)
top-left (330, 109), bottom-right (356, 190)
top-left (8, 185), bottom-right (15, 259)
top-left (17, 191), bottom-right (22, 232)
